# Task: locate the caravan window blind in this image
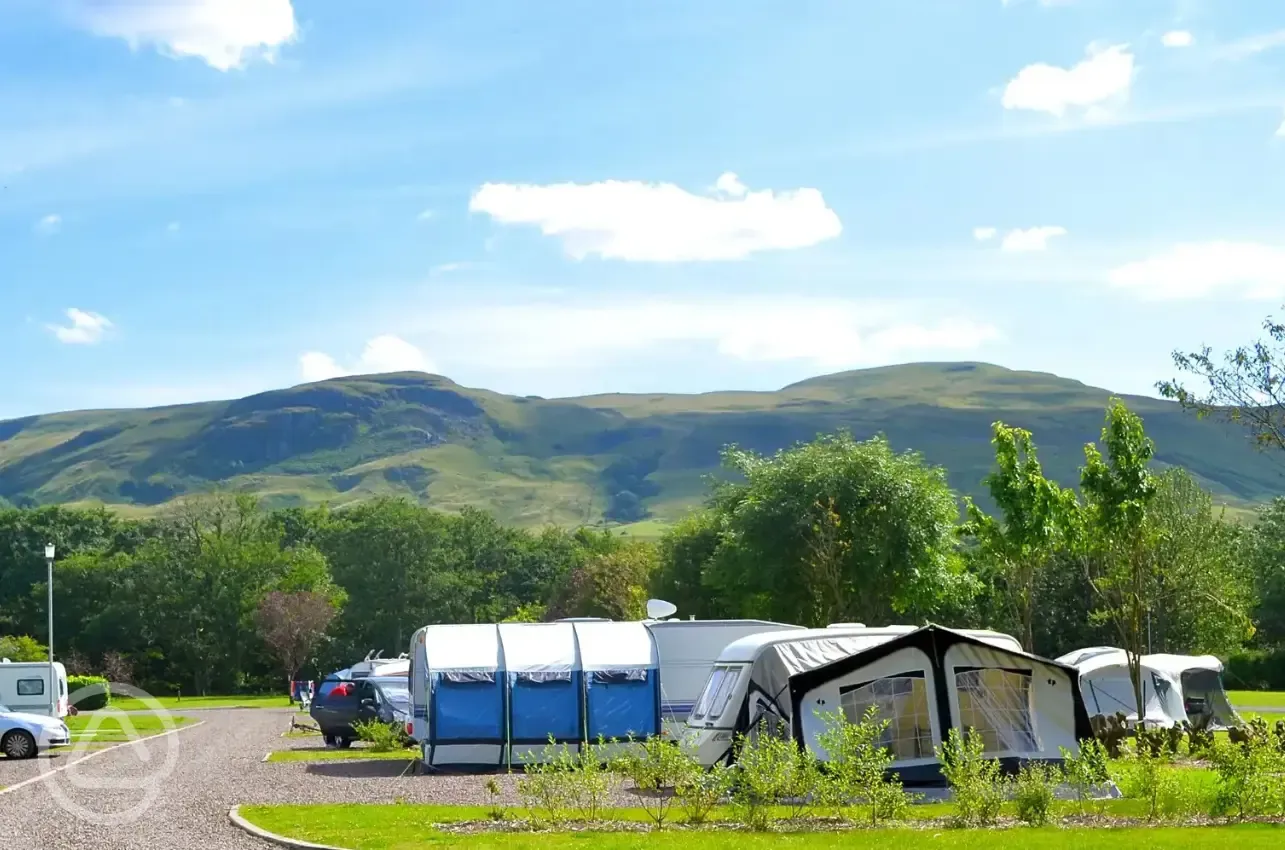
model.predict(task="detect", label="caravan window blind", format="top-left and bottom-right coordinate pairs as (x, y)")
top-left (954, 668), bottom-right (1037, 754)
top-left (838, 673), bottom-right (933, 760)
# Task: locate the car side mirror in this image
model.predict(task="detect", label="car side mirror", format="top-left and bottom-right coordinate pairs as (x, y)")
top-left (360, 698), bottom-right (375, 709)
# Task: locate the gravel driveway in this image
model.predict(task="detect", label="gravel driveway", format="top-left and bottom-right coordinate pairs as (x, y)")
top-left (0, 708), bottom-right (641, 849)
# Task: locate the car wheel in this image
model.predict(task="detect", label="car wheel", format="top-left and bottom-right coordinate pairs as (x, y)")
top-left (1, 730), bottom-right (37, 760)
top-left (337, 737), bottom-right (353, 749)
top-left (323, 734), bottom-right (337, 747)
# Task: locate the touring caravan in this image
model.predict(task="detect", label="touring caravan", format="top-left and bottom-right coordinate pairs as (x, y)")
top-left (645, 618), bottom-right (803, 735)
top-left (1057, 647), bottom-right (1241, 729)
top-left (683, 624), bottom-right (1091, 784)
top-left (408, 620), bottom-right (660, 769)
top-left (0, 660), bottom-right (69, 719)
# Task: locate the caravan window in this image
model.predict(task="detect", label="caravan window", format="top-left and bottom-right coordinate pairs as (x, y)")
top-left (954, 668), bottom-right (1037, 754)
top-left (839, 673), bottom-right (933, 760)
top-left (17, 679), bottom-right (44, 696)
top-left (691, 665), bottom-right (742, 721)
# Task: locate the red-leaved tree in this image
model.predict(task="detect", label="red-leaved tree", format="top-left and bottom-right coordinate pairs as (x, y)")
top-left (254, 591), bottom-right (337, 686)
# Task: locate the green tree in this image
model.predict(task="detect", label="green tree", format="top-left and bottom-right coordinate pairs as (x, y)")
top-left (548, 542), bottom-right (656, 620)
top-left (1159, 312), bottom-right (1285, 450)
top-left (652, 510), bottom-right (723, 620)
top-left (703, 432), bottom-right (972, 626)
top-left (1075, 400), bottom-right (1161, 726)
top-left (960, 422), bottom-right (1070, 651)
top-left (1239, 498), bottom-right (1285, 648)
top-left (0, 634), bottom-right (47, 662)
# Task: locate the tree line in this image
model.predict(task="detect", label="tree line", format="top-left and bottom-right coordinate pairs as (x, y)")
top-left (0, 397), bottom-right (1283, 697)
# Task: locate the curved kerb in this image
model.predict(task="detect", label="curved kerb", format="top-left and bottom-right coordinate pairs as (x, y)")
top-left (228, 806), bottom-right (352, 850)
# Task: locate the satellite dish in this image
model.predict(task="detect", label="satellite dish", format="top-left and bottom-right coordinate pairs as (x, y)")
top-left (646, 599), bottom-right (678, 620)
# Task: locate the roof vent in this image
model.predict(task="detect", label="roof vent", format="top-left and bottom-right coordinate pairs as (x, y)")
top-left (827, 623), bottom-right (867, 629)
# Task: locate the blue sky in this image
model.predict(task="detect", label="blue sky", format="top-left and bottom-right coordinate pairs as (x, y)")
top-left (2, 0), bottom-right (1284, 418)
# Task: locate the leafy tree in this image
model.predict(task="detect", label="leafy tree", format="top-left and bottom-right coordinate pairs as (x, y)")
top-left (548, 542), bottom-right (656, 620)
top-left (255, 590), bottom-right (339, 687)
top-left (1075, 400), bottom-right (1162, 725)
top-left (652, 511), bottom-right (724, 620)
top-left (1239, 498), bottom-right (1285, 648)
top-left (1159, 312), bottom-right (1285, 450)
top-left (702, 432), bottom-right (972, 626)
top-left (960, 423), bottom-right (1070, 651)
top-left (0, 634), bottom-right (47, 662)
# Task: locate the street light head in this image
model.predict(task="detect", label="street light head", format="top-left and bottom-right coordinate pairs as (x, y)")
top-left (45, 543), bottom-right (55, 560)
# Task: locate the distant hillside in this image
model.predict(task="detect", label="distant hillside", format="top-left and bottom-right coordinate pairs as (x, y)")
top-left (0, 362), bottom-right (1279, 528)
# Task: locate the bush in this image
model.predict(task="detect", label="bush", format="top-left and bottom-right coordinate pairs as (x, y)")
top-left (66, 675), bottom-right (110, 711)
top-left (936, 729), bottom-right (1005, 827)
top-left (1209, 730), bottom-right (1282, 819)
top-left (1060, 740), bottom-right (1110, 815)
top-left (814, 706), bottom-right (910, 826)
top-left (1118, 744), bottom-right (1185, 821)
top-left (1225, 648), bottom-right (1285, 691)
top-left (351, 719), bottom-right (406, 752)
top-left (675, 761), bottom-right (734, 825)
top-left (1013, 762), bottom-right (1057, 826)
top-left (516, 737), bottom-right (620, 826)
top-left (614, 735), bottom-right (699, 829)
top-left (729, 726), bottom-right (819, 830)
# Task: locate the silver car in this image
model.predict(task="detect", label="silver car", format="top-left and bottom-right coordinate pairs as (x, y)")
top-left (0, 703), bottom-right (71, 759)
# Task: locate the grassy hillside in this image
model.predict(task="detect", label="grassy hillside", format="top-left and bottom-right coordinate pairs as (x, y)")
top-left (0, 363), bottom-right (1280, 527)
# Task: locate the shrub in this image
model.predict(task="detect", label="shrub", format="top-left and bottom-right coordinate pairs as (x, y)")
top-left (1118, 743), bottom-right (1183, 821)
top-left (351, 719), bottom-right (406, 752)
top-left (936, 728), bottom-right (1005, 827)
top-left (814, 706), bottom-right (910, 826)
top-left (1209, 733), bottom-right (1281, 819)
top-left (484, 777), bottom-right (507, 821)
top-left (66, 675), bottom-right (110, 711)
top-left (1225, 648), bottom-right (1285, 691)
top-left (560, 737), bottom-right (615, 822)
top-left (1060, 739), bottom-right (1110, 815)
top-left (1013, 762), bottom-right (1057, 826)
top-left (675, 762), bottom-right (734, 825)
top-left (728, 725), bottom-right (819, 830)
top-left (613, 735), bottom-right (698, 829)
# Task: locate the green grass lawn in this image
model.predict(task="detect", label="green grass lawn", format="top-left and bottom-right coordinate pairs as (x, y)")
top-left (66, 712), bottom-right (194, 743)
top-left (105, 694), bottom-right (292, 712)
top-left (1228, 691), bottom-right (1285, 708)
top-left (266, 747), bottom-right (418, 763)
top-left (240, 803), bottom-right (1285, 850)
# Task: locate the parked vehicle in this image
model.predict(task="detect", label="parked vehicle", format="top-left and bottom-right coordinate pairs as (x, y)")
top-left (0, 660), bottom-right (69, 718)
top-left (0, 703), bottom-right (71, 759)
top-left (309, 675), bottom-right (411, 748)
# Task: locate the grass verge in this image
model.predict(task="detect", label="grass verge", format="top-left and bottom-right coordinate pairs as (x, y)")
top-left (266, 748), bottom-right (418, 763)
top-left (1229, 691), bottom-right (1285, 709)
top-left (239, 804), bottom-right (1285, 850)
top-left (106, 694), bottom-right (292, 711)
top-left (66, 712), bottom-right (194, 743)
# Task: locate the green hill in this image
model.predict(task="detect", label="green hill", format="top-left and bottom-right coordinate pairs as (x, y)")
top-left (0, 362), bottom-right (1279, 527)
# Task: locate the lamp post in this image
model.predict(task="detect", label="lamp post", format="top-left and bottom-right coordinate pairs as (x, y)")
top-left (45, 543), bottom-right (55, 718)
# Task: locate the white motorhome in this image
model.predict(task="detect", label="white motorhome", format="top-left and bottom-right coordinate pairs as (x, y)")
top-left (0, 660), bottom-right (69, 719)
top-left (644, 617), bottom-right (803, 736)
top-left (683, 624), bottom-right (1091, 784)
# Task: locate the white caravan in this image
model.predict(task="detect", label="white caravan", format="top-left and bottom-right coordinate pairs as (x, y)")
top-left (0, 660), bottom-right (69, 719)
top-left (1056, 647), bottom-right (1241, 729)
top-left (683, 624), bottom-right (1091, 784)
top-left (644, 616), bottom-right (803, 736)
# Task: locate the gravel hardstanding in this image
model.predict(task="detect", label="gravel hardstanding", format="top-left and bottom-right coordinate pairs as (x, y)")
top-left (0, 708), bottom-right (641, 849)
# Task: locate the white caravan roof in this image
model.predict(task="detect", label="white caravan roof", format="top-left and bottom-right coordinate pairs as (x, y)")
top-left (716, 625), bottom-right (1022, 671)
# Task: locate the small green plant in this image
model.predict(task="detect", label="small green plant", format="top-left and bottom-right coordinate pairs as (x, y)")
top-left (1209, 734), bottom-right (1280, 819)
top-left (562, 736), bottom-right (615, 822)
top-left (483, 777), bottom-right (507, 821)
top-left (814, 706), bottom-right (910, 826)
top-left (1187, 715), bottom-right (1216, 758)
top-left (728, 724), bottom-right (818, 830)
top-left (675, 761), bottom-right (734, 825)
top-left (1119, 742), bottom-right (1179, 821)
top-left (351, 719), bottom-right (404, 752)
top-left (1059, 739), bottom-right (1110, 816)
top-left (613, 735), bottom-right (698, 829)
top-left (1135, 725), bottom-right (1168, 759)
top-left (936, 728), bottom-right (1005, 828)
top-left (1013, 762), bottom-right (1057, 826)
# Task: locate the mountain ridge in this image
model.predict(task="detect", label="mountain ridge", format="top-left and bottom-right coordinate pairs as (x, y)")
top-left (0, 362), bottom-right (1277, 528)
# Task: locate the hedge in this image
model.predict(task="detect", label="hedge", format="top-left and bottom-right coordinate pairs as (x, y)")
top-left (1225, 648), bottom-right (1285, 692)
top-left (67, 675), bottom-right (110, 711)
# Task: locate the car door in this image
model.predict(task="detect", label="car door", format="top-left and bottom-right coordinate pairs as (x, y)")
top-left (313, 680), bottom-right (358, 734)
top-left (355, 680), bottom-right (380, 727)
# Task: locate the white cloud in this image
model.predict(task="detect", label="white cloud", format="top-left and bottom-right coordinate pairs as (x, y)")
top-left (72, 0), bottom-right (297, 72)
top-left (411, 296), bottom-right (1000, 371)
top-left (1276, 115), bottom-right (1285, 137)
top-left (1108, 242), bottom-right (1285, 300)
top-left (299, 334), bottom-right (436, 382)
top-left (973, 227), bottom-right (998, 242)
top-left (1161, 31), bottom-right (1194, 48)
top-left (35, 214), bottom-right (62, 235)
top-left (1000, 226), bottom-right (1067, 252)
top-left (1216, 30), bottom-right (1285, 61)
top-left (416, 209), bottom-right (435, 222)
top-left (468, 173), bottom-right (842, 262)
top-left (166, 221), bottom-right (181, 233)
top-left (1002, 44), bottom-right (1134, 117)
top-left (48, 308), bottom-right (112, 344)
